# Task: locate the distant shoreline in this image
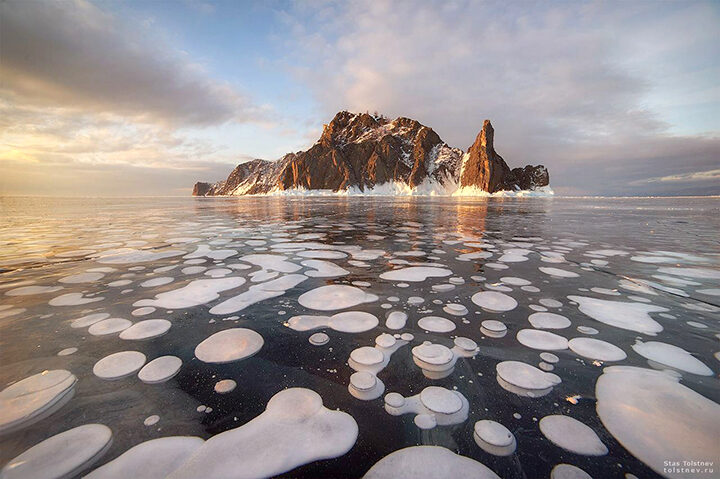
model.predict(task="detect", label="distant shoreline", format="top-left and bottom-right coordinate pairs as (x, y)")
top-left (1, 195), bottom-right (719, 200)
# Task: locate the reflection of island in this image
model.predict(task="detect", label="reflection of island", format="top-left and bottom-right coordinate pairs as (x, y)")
top-left (193, 111), bottom-right (550, 196)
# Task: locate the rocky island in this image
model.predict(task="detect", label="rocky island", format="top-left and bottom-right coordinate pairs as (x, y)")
top-left (192, 111), bottom-right (549, 196)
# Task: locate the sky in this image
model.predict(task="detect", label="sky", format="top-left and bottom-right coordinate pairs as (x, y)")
top-left (1, 0), bottom-right (718, 197)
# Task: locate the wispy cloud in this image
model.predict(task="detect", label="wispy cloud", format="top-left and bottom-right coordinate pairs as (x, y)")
top-left (630, 169), bottom-right (720, 185)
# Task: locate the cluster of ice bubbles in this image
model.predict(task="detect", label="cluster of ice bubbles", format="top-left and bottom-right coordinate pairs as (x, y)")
top-left (1, 216), bottom-right (719, 479)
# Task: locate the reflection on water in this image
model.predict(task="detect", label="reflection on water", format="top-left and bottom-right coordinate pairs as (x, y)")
top-left (0, 196), bottom-right (718, 478)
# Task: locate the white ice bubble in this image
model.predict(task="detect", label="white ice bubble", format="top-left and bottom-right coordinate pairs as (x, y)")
top-left (473, 420), bottom-right (517, 456)
top-left (568, 337), bottom-right (627, 362)
top-left (301, 259), bottom-right (349, 277)
top-left (632, 341), bottom-right (713, 376)
top-left (96, 248), bottom-right (184, 264)
top-left (185, 245), bottom-right (237, 261)
top-left (70, 313), bottom-right (110, 329)
top-left (496, 361), bottom-right (561, 391)
top-left (550, 464), bottom-right (593, 479)
top-left (144, 415), bottom-right (160, 426)
top-left (577, 326), bottom-right (599, 335)
top-left (84, 436), bottom-right (204, 479)
top-left (135, 277), bottom-right (245, 310)
top-left (165, 388), bottom-right (358, 479)
top-left (141, 277), bottom-right (174, 287)
top-left (384, 387), bottom-right (469, 430)
top-left (696, 288), bottom-right (720, 296)
top-left (138, 356), bottom-right (183, 384)
top-left (539, 267), bottom-right (579, 278)
top-left (596, 366), bottom-right (720, 478)
top-left (443, 304), bottom-right (469, 316)
top-left (182, 266), bottom-right (206, 275)
top-left (386, 311), bottom-right (408, 330)
top-left (214, 379), bottom-right (237, 394)
top-left (500, 276), bottom-right (531, 286)
top-left (131, 306), bottom-right (156, 316)
top-left (528, 312), bottom-right (571, 329)
top-left (568, 295), bottom-right (666, 335)
top-left (58, 347), bottom-right (78, 356)
top-left (657, 267), bottom-right (720, 280)
top-left (195, 328), bottom-right (263, 364)
top-left (209, 274), bottom-right (307, 314)
top-left (379, 266), bottom-right (452, 282)
top-left (539, 298), bottom-right (563, 308)
top-left (540, 352), bottom-right (559, 364)
top-left (288, 311), bottom-right (379, 333)
top-left (88, 318), bottom-right (133, 336)
top-left (481, 320), bottom-right (507, 338)
top-left (93, 351), bottom-right (147, 380)
top-left (539, 415), bottom-right (608, 456)
top-left (238, 254), bottom-right (301, 273)
top-left (59, 272), bottom-right (104, 284)
top-left (298, 285), bottom-right (378, 311)
top-left (420, 386), bottom-right (463, 414)
top-left (6, 285), bottom-right (63, 296)
top-left (349, 371), bottom-right (385, 400)
top-left (0, 424), bottom-right (112, 479)
top-left (471, 291), bottom-right (518, 312)
top-left (363, 446), bottom-right (500, 479)
top-left (418, 316), bottom-right (456, 333)
top-left (297, 250), bottom-right (347, 259)
top-left (0, 370), bottom-right (77, 434)
top-left (309, 332), bottom-right (330, 346)
top-left (517, 329), bottom-right (569, 350)
top-left (119, 319), bottom-right (171, 340)
top-left (50, 292), bottom-right (104, 306)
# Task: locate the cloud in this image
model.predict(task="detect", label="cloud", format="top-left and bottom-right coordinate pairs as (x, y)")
top-left (0, 0), bottom-right (273, 196)
top-left (630, 169), bottom-right (720, 185)
top-left (279, 0), bottom-right (720, 195)
top-left (0, 0), bottom-right (258, 125)
top-left (0, 156), bottom-right (234, 196)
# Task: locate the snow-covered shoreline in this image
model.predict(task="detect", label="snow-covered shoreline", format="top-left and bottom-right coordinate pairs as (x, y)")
top-left (230, 182), bottom-right (554, 197)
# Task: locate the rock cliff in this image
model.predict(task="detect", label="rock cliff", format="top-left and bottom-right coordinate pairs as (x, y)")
top-left (193, 111), bottom-right (548, 196)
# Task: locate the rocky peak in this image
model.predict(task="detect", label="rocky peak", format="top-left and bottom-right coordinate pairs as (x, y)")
top-left (320, 111), bottom-right (389, 147)
top-left (192, 111), bottom-right (549, 196)
top-left (459, 120), bottom-right (511, 192)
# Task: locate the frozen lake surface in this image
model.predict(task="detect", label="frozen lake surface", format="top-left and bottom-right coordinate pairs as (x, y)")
top-left (0, 196), bottom-right (718, 478)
